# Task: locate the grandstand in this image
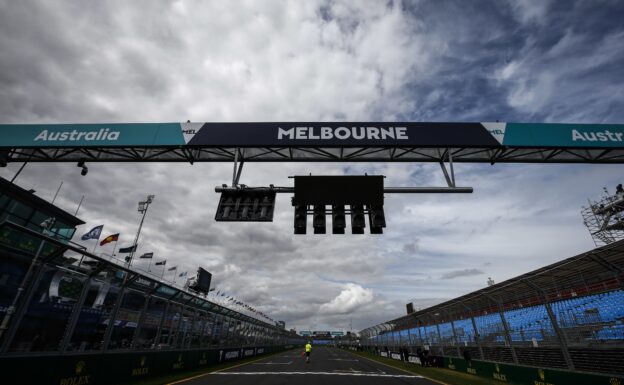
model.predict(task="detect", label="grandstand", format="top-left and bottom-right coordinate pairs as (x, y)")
top-left (359, 240), bottom-right (624, 376)
top-left (0, 176), bottom-right (300, 383)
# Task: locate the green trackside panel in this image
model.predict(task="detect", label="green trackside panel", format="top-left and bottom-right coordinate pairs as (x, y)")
top-left (0, 123), bottom-right (185, 147)
top-left (0, 346), bottom-right (284, 385)
top-left (442, 357), bottom-right (623, 385)
top-left (503, 123), bottom-right (624, 148)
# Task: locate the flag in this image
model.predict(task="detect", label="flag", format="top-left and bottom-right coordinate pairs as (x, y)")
top-left (118, 245), bottom-right (137, 253)
top-left (81, 225), bottom-right (103, 241)
top-left (209, 288), bottom-right (215, 292)
top-left (167, 266), bottom-right (177, 271)
top-left (99, 233), bottom-right (119, 246)
top-left (155, 260), bottom-right (166, 266)
top-left (179, 271), bottom-right (188, 277)
top-left (139, 252), bottom-right (154, 259)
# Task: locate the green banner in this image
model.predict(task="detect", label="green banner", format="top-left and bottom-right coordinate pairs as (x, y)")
top-left (442, 357), bottom-right (622, 385)
top-left (0, 345), bottom-right (287, 385)
top-left (502, 123), bottom-right (624, 148)
top-left (0, 123), bottom-right (185, 147)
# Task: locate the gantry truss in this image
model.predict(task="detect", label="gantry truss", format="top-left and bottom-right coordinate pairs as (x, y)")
top-left (3, 146), bottom-right (624, 164)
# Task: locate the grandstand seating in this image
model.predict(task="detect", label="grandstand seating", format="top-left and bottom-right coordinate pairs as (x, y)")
top-left (504, 304), bottom-right (557, 344)
top-left (359, 236), bottom-right (624, 377)
top-left (362, 289), bottom-right (624, 375)
top-left (437, 322), bottom-right (454, 344)
top-left (452, 318), bottom-right (476, 344)
top-left (473, 313), bottom-right (506, 344)
top-left (552, 289), bottom-right (624, 343)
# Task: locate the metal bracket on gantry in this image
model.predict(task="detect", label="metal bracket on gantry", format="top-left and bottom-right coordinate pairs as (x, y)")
top-left (381, 148), bottom-right (473, 193)
top-left (440, 148), bottom-right (457, 188)
top-left (231, 148), bottom-right (245, 188)
top-left (218, 148), bottom-right (474, 194)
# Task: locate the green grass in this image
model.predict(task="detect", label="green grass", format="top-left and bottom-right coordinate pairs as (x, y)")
top-left (122, 349), bottom-right (296, 385)
top-left (347, 350), bottom-right (503, 385)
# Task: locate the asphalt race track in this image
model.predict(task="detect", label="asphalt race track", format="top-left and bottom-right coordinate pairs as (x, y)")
top-left (173, 347), bottom-right (438, 385)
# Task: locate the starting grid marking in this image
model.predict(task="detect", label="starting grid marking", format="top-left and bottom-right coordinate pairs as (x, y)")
top-left (215, 371), bottom-right (423, 378)
top-left (252, 361), bottom-right (293, 365)
top-left (328, 358), bottom-right (359, 362)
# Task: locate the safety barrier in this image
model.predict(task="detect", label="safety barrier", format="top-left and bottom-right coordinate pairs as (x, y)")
top-left (353, 346), bottom-right (623, 385)
top-left (0, 345), bottom-right (289, 385)
top-left (440, 356), bottom-right (623, 385)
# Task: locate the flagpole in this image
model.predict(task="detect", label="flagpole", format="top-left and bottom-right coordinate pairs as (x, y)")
top-left (147, 255), bottom-right (153, 272)
top-left (74, 195), bottom-right (84, 216)
top-left (112, 238), bottom-right (119, 261)
top-left (160, 265), bottom-right (166, 280)
top-left (92, 228), bottom-right (103, 254)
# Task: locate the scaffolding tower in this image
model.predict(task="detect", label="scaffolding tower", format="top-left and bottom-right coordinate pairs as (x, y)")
top-left (581, 187), bottom-right (624, 246)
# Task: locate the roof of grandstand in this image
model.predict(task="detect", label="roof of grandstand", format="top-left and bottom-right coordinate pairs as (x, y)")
top-left (361, 239), bottom-right (624, 335)
top-left (0, 176), bottom-right (84, 226)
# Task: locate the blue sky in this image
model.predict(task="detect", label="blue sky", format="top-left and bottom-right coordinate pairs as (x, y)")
top-left (1, 0), bottom-right (623, 331)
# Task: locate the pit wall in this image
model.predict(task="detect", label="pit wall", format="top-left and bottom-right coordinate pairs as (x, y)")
top-left (0, 345), bottom-right (295, 385)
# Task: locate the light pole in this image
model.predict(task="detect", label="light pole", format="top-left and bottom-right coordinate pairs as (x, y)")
top-left (127, 194), bottom-right (155, 268)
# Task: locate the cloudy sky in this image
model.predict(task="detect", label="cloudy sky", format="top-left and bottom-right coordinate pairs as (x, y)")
top-left (1, 0), bottom-right (623, 332)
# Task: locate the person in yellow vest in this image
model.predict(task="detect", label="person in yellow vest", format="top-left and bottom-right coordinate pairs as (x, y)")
top-left (305, 340), bottom-right (312, 363)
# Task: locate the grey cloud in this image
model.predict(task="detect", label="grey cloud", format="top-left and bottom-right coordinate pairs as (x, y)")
top-left (441, 268), bottom-right (485, 280)
top-left (2, 1), bottom-right (624, 331)
top-left (402, 241), bottom-right (418, 253)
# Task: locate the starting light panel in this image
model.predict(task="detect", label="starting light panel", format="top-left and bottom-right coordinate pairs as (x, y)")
top-left (215, 190), bottom-right (276, 222)
top-left (294, 205), bottom-right (307, 234)
top-left (332, 205), bottom-right (346, 234)
top-left (313, 205), bottom-right (326, 234)
top-left (368, 205), bottom-right (386, 234)
top-left (293, 175), bottom-right (384, 206)
top-left (350, 204), bottom-right (366, 234)
top-left (291, 176), bottom-right (386, 235)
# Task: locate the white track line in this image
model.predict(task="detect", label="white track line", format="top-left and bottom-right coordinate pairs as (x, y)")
top-left (252, 361), bottom-right (292, 365)
top-left (214, 371), bottom-right (422, 378)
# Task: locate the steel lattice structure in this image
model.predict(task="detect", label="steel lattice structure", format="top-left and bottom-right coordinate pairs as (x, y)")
top-left (4, 146), bottom-right (624, 163)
